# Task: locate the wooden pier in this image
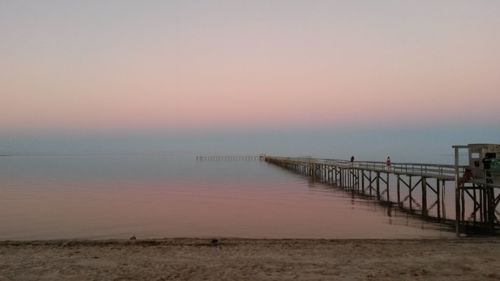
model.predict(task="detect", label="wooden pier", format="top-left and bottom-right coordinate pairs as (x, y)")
top-left (196, 155), bottom-right (265, 161)
top-left (265, 156), bottom-right (500, 235)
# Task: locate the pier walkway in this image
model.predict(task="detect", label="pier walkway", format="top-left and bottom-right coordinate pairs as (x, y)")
top-left (265, 156), bottom-right (500, 235)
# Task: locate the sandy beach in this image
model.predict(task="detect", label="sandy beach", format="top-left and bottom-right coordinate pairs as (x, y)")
top-left (1, 238), bottom-right (499, 281)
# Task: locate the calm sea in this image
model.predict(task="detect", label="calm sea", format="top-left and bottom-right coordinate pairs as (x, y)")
top-left (0, 153), bottom-right (454, 240)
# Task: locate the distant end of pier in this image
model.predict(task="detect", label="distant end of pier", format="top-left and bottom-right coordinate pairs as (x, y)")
top-left (196, 154), bottom-right (266, 161)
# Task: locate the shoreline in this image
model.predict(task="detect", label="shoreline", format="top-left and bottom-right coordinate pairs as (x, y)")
top-left (2, 238), bottom-right (499, 280)
top-left (0, 236), bottom-right (495, 244)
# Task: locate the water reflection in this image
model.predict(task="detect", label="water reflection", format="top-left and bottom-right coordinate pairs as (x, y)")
top-left (304, 177), bottom-right (451, 233)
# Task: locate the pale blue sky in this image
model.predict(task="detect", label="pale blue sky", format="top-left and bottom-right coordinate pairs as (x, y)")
top-left (1, 1), bottom-right (499, 160)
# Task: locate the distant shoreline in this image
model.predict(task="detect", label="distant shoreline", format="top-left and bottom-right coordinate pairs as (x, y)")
top-left (1, 238), bottom-right (499, 280)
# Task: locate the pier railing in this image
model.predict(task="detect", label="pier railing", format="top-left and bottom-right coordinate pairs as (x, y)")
top-left (269, 156), bottom-right (465, 180)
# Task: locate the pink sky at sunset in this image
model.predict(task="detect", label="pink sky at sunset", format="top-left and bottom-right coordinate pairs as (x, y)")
top-left (1, 1), bottom-right (499, 133)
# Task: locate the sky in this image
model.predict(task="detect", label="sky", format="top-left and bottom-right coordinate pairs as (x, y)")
top-left (1, 1), bottom-right (499, 159)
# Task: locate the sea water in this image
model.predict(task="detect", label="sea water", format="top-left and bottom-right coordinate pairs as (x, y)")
top-left (0, 153), bottom-right (453, 240)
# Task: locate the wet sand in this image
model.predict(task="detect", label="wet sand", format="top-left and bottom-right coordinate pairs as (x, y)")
top-left (1, 238), bottom-right (499, 281)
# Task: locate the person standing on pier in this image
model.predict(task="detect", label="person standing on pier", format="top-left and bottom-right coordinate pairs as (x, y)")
top-left (386, 156), bottom-right (391, 171)
top-left (350, 156), bottom-right (355, 163)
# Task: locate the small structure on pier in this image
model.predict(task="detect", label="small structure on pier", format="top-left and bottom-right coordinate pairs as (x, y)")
top-left (466, 144), bottom-right (500, 184)
top-left (454, 144), bottom-right (500, 235)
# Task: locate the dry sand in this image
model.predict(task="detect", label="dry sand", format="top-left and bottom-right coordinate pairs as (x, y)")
top-left (1, 238), bottom-right (499, 281)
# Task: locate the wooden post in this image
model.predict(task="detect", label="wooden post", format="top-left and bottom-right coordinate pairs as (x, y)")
top-left (472, 186), bottom-right (477, 223)
top-left (397, 175), bottom-right (401, 207)
top-left (339, 168), bottom-right (342, 185)
top-left (357, 169), bottom-right (360, 191)
top-left (369, 171), bottom-right (373, 196)
top-left (454, 146), bottom-right (461, 236)
top-left (422, 177), bottom-right (428, 216)
top-left (481, 186), bottom-right (485, 222)
top-left (361, 170), bottom-right (365, 194)
top-left (409, 176), bottom-right (413, 211)
top-left (376, 172), bottom-right (380, 200)
top-left (386, 173), bottom-right (390, 202)
top-left (436, 178), bottom-right (441, 220)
